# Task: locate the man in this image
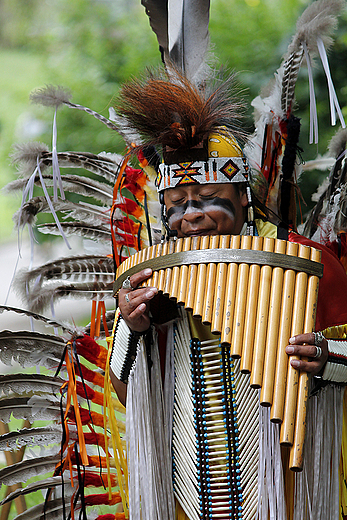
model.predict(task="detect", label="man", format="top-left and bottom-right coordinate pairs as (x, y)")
top-left (112, 176), bottom-right (347, 397)
top-left (109, 68), bottom-right (347, 519)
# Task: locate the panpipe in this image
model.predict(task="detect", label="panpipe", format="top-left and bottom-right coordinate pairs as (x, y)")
top-left (113, 234), bottom-right (323, 471)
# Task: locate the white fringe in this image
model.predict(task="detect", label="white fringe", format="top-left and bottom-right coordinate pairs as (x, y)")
top-left (294, 385), bottom-right (344, 520)
top-left (257, 407), bottom-right (287, 520)
top-left (126, 333), bottom-right (175, 520)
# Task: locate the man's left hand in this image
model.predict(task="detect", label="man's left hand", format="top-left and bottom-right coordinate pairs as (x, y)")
top-left (285, 332), bottom-right (328, 376)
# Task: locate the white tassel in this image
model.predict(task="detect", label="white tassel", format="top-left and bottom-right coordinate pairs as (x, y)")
top-left (126, 335), bottom-right (174, 520)
top-left (52, 107), bottom-right (65, 202)
top-left (294, 385), bottom-right (344, 519)
top-left (317, 37), bottom-right (346, 129)
top-left (302, 41), bottom-right (319, 144)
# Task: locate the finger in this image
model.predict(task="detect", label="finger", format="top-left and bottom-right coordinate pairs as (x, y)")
top-left (290, 358), bottom-right (322, 374)
top-left (129, 268), bottom-right (153, 289)
top-left (124, 287), bottom-right (158, 311)
top-left (286, 344), bottom-right (318, 358)
top-left (289, 333), bottom-right (315, 346)
top-left (128, 302), bottom-right (148, 320)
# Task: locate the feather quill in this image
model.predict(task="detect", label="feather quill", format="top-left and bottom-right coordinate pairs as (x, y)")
top-left (30, 84), bottom-right (119, 132)
top-left (0, 425), bottom-right (63, 451)
top-left (0, 330), bottom-right (66, 369)
top-left (0, 373), bottom-right (63, 397)
top-left (16, 255), bottom-right (114, 289)
top-left (0, 306), bottom-right (76, 333)
top-left (18, 283), bottom-right (114, 314)
top-left (0, 455), bottom-right (61, 486)
top-left (0, 476), bottom-right (73, 506)
top-left (37, 222), bottom-right (112, 241)
top-left (7, 497), bottom-right (74, 520)
top-left (141, 0), bottom-right (211, 83)
top-left (0, 397), bottom-right (60, 423)
top-left (13, 197), bottom-right (111, 228)
top-left (7, 173), bottom-right (114, 205)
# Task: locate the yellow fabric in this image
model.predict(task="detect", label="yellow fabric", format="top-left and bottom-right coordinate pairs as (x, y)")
top-left (207, 132), bottom-right (243, 159)
top-left (104, 309), bottom-right (129, 517)
top-left (340, 388), bottom-right (347, 519)
top-left (256, 219), bottom-right (278, 239)
top-left (176, 500), bottom-right (189, 520)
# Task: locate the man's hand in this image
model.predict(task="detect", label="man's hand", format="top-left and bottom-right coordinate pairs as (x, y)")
top-left (285, 332), bottom-right (328, 376)
top-left (118, 268), bottom-right (158, 332)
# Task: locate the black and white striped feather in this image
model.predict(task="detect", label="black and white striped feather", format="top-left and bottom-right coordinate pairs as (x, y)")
top-left (141, 0), bottom-right (211, 84)
top-left (0, 426), bottom-right (63, 451)
top-left (0, 330), bottom-right (66, 369)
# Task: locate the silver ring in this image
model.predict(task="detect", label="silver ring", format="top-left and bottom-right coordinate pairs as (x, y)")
top-left (125, 293), bottom-right (130, 304)
top-left (122, 276), bottom-right (133, 290)
top-left (314, 345), bottom-right (322, 359)
top-left (313, 331), bottom-right (325, 346)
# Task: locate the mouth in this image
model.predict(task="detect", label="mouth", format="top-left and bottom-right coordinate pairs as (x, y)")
top-left (183, 229), bottom-right (213, 237)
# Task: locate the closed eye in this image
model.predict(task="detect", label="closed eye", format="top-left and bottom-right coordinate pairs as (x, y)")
top-left (200, 192), bottom-right (217, 200)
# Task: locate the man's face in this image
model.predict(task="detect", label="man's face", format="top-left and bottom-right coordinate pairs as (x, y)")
top-left (163, 183), bottom-right (248, 238)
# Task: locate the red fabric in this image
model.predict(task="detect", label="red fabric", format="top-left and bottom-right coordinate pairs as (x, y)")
top-left (288, 232), bottom-right (347, 331)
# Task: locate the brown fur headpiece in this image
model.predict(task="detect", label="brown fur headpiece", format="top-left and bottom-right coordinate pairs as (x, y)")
top-left (112, 69), bottom-right (248, 164)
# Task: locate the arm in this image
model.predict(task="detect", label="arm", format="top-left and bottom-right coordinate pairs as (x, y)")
top-left (110, 268), bottom-right (157, 405)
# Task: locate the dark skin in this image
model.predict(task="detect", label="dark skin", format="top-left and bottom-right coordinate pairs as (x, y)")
top-left (112, 183), bottom-right (328, 405)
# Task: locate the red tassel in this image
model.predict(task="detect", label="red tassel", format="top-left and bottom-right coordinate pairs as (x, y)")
top-left (75, 335), bottom-right (108, 369)
top-left (84, 492), bottom-right (121, 506)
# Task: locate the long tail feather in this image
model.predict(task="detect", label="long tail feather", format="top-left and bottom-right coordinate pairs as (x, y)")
top-left (0, 455), bottom-right (61, 487)
top-left (0, 330), bottom-right (66, 369)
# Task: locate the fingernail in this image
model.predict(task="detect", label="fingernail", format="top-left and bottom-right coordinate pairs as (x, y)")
top-left (138, 303), bottom-right (146, 311)
top-left (291, 360), bottom-right (300, 368)
top-left (143, 268), bottom-right (152, 276)
top-left (286, 346), bottom-right (294, 354)
top-left (289, 337), bottom-right (295, 344)
top-left (146, 288), bottom-right (157, 298)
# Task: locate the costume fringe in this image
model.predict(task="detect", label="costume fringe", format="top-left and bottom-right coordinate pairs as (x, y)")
top-left (126, 333), bottom-right (174, 520)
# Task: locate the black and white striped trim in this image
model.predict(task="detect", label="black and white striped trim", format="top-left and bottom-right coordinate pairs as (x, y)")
top-left (322, 339), bottom-right (347, 383)
top-left (110, 312), bottom-right (142, 384)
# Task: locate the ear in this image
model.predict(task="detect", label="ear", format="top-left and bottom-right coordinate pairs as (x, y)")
top-left (240, 189), bottom-right (248, 208)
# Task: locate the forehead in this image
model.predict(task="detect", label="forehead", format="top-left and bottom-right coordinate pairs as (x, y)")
top-left (164, 183), bottom-right (239, 200)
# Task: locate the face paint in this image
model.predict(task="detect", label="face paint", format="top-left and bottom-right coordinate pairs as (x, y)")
top-left (167, 197), bottom-right (236, 227)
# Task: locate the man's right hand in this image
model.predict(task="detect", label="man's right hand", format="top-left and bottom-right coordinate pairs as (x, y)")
top-left (118, 268), bottom-right (158, 333)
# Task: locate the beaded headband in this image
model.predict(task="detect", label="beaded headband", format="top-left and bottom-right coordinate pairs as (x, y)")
top-left (156, 132), bottom-right (250, 192)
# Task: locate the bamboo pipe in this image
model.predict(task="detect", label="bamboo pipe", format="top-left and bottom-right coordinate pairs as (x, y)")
top-left (280, 244), bottom-right (310, 446)
top-left (250, 237), bottom-right (275, 387)
top-left (260, 239), bottom-right (287, 406)
top-left (193, 235), bottom-right (210, 317)
top-left (271, 241), bottom-right (298, 423)
top-left (202, 235), bottom-right (220, 325)
top-left (163, 239), bottom-right (176, 296)
top-left (289, 247), bottom-right (321, 471)
top-left (177, 237), bottom-right (192, 305)
top-left (240, 236), bottom-right (263, 373)
top-left (158, 241), bottom-right (169, 292)
top-left (185, 236), bottom-right (201, 310)
top-left (170, 238), bottom-right (184, 299)
top-left (221, 234), bottom-right (241, 346)
top-left (144, 244), bottom-right (158, 287)
top-left (152, 243), bottom-right (163, 289)
top-left (230, 235), bottom-right (252, 358)
top-left (211, 235), bottom-right (231, 334)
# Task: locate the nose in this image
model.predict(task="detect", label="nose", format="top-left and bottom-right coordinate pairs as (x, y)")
top-left (182, 200), bottom-right (204, 222)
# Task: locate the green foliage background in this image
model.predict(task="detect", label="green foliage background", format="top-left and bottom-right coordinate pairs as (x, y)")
top-left (0, 0), bottom-right (346, 242)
